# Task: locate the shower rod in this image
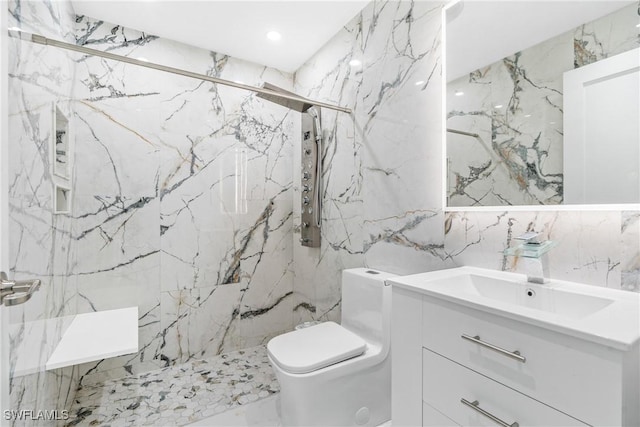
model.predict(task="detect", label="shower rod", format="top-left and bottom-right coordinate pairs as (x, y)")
top-left (7, 29), bottom-right (352, 115)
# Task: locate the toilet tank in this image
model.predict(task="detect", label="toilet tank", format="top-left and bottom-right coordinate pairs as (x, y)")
top-left (341, 268), bottom-right (396, 346)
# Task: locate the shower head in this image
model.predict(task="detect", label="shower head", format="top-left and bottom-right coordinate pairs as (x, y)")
top-left (307, 106), bottom-right (319, 118)
top-left (257, 82), bottom-right (314, 112)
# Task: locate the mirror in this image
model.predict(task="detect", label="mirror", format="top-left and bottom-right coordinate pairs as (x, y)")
top-left (445, 0), bottom-right (639, 207)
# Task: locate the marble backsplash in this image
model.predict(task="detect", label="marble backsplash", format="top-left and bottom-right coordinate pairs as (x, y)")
top-left (445, 210), bottom-right (639, 292)
top-left (447, 3), bottom-right (639, 207)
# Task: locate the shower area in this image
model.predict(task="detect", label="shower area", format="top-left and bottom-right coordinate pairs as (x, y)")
top-left (7, 2), bottom-right (343, 425)
top-left (4, 0), bottom-right (442, 424)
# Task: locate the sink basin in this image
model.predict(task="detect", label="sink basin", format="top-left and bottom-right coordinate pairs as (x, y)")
top-left (390, 266), bottom-right (640, 350)
top-left (438, 273), bottom-right (614, 319)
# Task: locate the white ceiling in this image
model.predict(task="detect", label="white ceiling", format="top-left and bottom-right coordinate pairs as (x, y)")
top-left (446, 0), bottom-right (636, 81)
top-left (71, 0), bottom-right (370, 73)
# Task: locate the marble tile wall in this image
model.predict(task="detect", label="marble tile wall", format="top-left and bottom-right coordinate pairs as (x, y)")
top-left (442, 2), bottom-right (639, 292)
top-left (291, 0), bottom-right (639, 328)
top-left (7, 0), bottom-right (80, 424)
top-left (292, 1), bottom-right (451, 325)
top-left (444, 210), bottom-right (639, 292)
top-left (72, 17), bottom-right (296, 385)
top-left (447, 3), bottom-right (639, 207)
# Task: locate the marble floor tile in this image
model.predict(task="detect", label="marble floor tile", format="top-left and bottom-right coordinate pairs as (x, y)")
top-left (65, 346), bottom-right (279, 426)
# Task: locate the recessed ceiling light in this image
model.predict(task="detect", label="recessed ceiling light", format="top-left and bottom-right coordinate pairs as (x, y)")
top-left (636, 23), bottom-right (640, 28)
top-left (454, 90), bottom-right (464, 96)
top-left (415, 80), bottom-right (425, 86)
top-left (266, 31), bottom-right (282, 41)
top-left (137, 57), bottom-right (149, 62)
top-left (349, 59), bottom-right (362, 67)
top-left (494, 104), bottom-right (503, 109)
top-left (524, 114), bottom-right (532, 118)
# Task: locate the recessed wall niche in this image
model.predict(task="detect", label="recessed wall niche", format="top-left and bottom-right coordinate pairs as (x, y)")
top-left (54, 185), bottom-right (71, 214)
top-left (53, 105), bottom-right (70, 179)
top-left (51, 103), bottom-right (73, 214)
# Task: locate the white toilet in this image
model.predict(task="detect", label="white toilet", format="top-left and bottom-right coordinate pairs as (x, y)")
top-left (267, 268), bottom-right (396, 426)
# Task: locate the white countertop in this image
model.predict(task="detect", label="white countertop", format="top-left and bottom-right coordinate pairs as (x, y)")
top-left (389, 267), bottom-right (640, 351)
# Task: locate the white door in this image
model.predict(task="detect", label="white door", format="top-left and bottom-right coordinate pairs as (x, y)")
top-left (563, 48), bottom-right (640, 204)
top-left (0, 0), bottom-right (11, 423)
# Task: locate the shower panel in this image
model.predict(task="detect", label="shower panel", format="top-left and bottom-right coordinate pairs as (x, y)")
top-left (300, 108), bottom-right (321, 247)
top-left (257, 83), bottom-right (322, 247)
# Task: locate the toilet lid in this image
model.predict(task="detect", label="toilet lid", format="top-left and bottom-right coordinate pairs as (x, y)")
top-left (267, 321), bottom-right (366, 374)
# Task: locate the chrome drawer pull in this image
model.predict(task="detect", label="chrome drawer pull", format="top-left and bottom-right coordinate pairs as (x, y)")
top-left (461, 334), bottom-right (526, 363)
top-left (461, 398), bottom-right (519, 427)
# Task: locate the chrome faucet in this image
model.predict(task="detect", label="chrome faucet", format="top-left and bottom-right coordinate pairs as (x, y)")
top-left (513, 231), bottom-right (553, 284)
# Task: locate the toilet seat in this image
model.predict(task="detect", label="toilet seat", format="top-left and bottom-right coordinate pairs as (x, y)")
top-left (267, 321), bottom-right (366, 374)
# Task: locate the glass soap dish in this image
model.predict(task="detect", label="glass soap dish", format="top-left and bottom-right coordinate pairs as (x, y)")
top-left (504, 241), bottom-right (557, 258)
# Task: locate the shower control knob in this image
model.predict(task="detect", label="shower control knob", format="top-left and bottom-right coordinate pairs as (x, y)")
top-left (300, 238), bottom-right (311, 244)
top-left (302, 222), bottom-right (309, 228)
top-left (302, 184), bottom-right (310, 192)
top-left (304, 148), bottom-right (312, 156)
top-left (302, 196), bottom-right (310, 205)
top-left (303, 171), bottom-right (311, 180)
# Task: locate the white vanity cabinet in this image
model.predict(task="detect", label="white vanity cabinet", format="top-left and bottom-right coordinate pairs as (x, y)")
top-left (390, 270), bottom-right (640, 427)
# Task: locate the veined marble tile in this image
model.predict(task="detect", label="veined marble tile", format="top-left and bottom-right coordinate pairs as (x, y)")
top-left (10, 366), bottom-right (78, 427)
top-left (67, 346), bottom-right (278, 427)
top-left (73, 191), bottom-right (163, 383)
top-left (73, 102), bottom-right (160, 199)
top-left (8, 0), bottom-right (80, 422)
top-left (364, 210), bottom-right (451, 275)
top-left (7, 200), bottom-right (77, 404)
top-left (445, 210), bottom-right (623, 288)
top-left (69, 15), bottom-right (297, 382)
top-left (359, 3), bottom-right (445, 272)
top-left (447, 2), bottom-right (638, 207)
top-left (293, 1), bottom-right (447, 324)
top-left (7, 103), bottom-right (54, 209)
top-left (160, 283), bottom-right (244, 365)
top-left (447, 31), bottom-right (569, 207)
top-left (574, 3), bottom-right (640, 67)
top-left (9, 0), bottom-right (77, 40)
top-left (156, 84), bottom-right (293, 204)
top-left (159, 197), bottom-right (294, 362)
top-left (73, 195), bottom-right (160, 275)
top-left (74, 254), bottom-right (162, 377)
top-left (160, 175), bottom-right (240, 291)
top-left (234, 199), bottom-right (294, 345)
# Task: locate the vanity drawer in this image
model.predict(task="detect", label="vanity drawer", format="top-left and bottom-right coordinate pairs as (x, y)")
top-left (422, 297), bottom-right (623, 426)
top-left (422, 349), bottom-right (587, 427)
